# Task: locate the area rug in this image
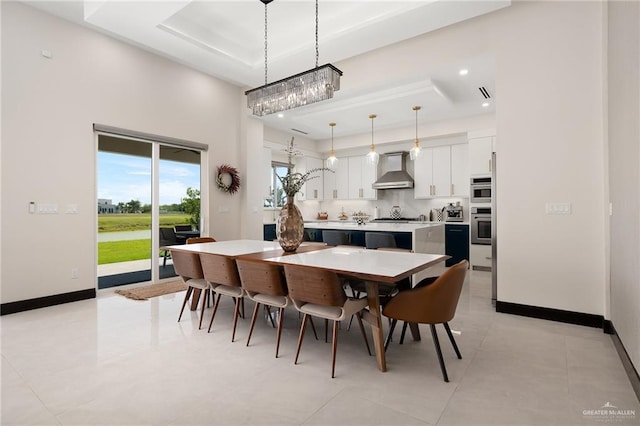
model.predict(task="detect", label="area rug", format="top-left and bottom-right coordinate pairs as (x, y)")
top-left (115, 280), bottom-right (187, 301)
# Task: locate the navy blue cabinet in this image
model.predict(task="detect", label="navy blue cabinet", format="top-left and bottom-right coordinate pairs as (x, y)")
top-left (304, 227), bottom-right (411, 250)
top-left (263, 224), bottom-right (276, 241)
top-left (445, 224), bottom-right (469, 266)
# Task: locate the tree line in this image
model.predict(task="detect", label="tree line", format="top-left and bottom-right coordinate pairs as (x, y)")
top-left (112, 188), bottom-right (201, 229)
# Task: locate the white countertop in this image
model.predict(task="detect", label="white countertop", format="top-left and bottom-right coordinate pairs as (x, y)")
top-left (303, 221), bottom-right (445, 232)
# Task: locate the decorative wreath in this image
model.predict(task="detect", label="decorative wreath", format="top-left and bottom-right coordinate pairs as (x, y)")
top-left (215, 164), bottom-right (241, 194)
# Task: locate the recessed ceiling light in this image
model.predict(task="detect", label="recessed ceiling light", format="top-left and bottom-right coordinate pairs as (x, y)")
top-left (459, 69), bottom-right (469, 76)
top-left (482, 102), bottom-right (490, 107)
top-left (277, 113), bottom-right (284, 118)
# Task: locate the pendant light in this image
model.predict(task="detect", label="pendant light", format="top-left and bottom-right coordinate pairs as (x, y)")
top-left (366, 114), bottom-right (379, 166)
top-left (327, 122), bottom-right (338, 168)
top-left (245, 0), bottom-right (343, 116)
top-left (410, 105), bottom-right (422, 160)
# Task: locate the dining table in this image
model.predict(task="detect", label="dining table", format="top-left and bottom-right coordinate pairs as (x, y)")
top-left (167, 240), bottom-right (448, 372)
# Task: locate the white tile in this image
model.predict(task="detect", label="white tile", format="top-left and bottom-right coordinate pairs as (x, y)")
top-left (1, 270), bottom-right (637, 426)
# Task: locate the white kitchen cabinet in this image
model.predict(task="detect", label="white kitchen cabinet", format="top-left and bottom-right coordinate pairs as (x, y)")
top-left (470, 244), bottom-right (492, 270)
top-left (469, 136), bottom-right (494, 176)
top-left (450, 144), bottom-right (469, 197)
top-left (414, 146), bottom-right (451, 198)
top-left (296, 156), bottom-right (323, 201)
top-left (348, 156), bottom-right (377, 200)
top-left (323, 158), bottom-right (348, 200)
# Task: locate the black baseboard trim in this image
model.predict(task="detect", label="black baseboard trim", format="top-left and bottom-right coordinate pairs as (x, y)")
top-left (1, 288), bottom-right (96, 316)
top-left (603, 319), bottom-right (615, 335)
top-left (609, 323), bottom-right (640, 403)
top-left (495, 301), bottom-right (604, 329)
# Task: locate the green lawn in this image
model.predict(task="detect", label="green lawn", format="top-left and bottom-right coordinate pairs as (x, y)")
top-left (98, 239), bottom-right (151, 264)
top-left (98, 213), bottom-right (191, 232)
top-left (98, 213), bottom-right (192, 264)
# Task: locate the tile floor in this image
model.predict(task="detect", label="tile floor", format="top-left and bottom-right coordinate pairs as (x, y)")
top-left (1, 270), bottom-right (639, 425)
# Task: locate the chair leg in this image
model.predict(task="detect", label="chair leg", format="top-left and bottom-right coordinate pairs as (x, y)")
top-left (246, 302), bottom-right (261, 347)
top-left (443, 322), bottom-right (462, 359)
top-left (399, 321), bottom-right (409, 344)
top-left (294, 314), bottom-right (309, 365)
top-left (231, 297), bottom-right (242, 342)
top-left (355, 312), bottom-right (371, 356)
top-left (163, 251), bottom-right (168, 267)
top-left (178, 287), bottom-right (193, 322)
top-left (384, 319), bottom-right (398, 351)
top-left (324, 319), bottom-right (329, 343)
top-left (265, 306), bottom-right (277, 328)
top-left (207, 293), bottom-right (222, 333)
top-left (430, 324), bottom-right (449, 382)
top-left (331, 320), bottom-right (339, 378)
top-left (309, 316), bottom-right (319, 340)
top-left (198, 287), bottom-right (209, 330)
top-left (275, 307), bottom-right (285, 358)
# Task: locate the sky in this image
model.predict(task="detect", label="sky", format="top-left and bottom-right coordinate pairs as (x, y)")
top-left (98, 152), bottom-right (200, 206)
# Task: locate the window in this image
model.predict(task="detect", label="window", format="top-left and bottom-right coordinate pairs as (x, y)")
top-left (264, 162), bottom-right (289, 208)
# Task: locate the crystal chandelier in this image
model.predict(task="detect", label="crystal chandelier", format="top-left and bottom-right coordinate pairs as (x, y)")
top-left (410, 105), bottom-right (423, 160)
top-left (245, 0), bottom-right (343, 117)
top-left (366, 114), bottom-right (379, 166)
top-left (327, 122), bottom-right (338, 168)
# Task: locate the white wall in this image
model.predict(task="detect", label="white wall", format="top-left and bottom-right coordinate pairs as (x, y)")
top-left (292, 1), bottom-right (608, 316)
top-left (2, 1), bottom-right (614, 328)
top-left (1, 2), bottom-right (243, 304)
top-left (607, 0), bottom-right (640, 370)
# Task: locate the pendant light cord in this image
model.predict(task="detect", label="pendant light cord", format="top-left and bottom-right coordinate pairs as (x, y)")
top-left (315, 0), bottom-right (319, 68)
top-left (415, 107), bottom-right (418, 141)
top-left (264, 1), bottom-right (268, 85)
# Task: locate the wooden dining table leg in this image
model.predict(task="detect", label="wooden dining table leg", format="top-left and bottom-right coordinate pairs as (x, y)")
top-left (363, 281), bottom-right (387, 372)
top-left (408, 323), bottom-right (422, 341)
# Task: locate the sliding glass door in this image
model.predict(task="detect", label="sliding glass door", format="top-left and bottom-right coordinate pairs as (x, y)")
top-left (97, 134), bottom-right (202, 289)
top-left (158, 145), bottom-right (201, 279)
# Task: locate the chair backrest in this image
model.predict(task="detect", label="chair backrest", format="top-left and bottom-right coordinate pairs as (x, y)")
top-left (323, 230), bottom-right (349, 246)
top-left (283, 264), bottom-right (346, 307)
top-left (186, 237), bottom-right (216, 244)
top-left (235, 259), bottom-right (288, 296)
top-left (199, 252), bottom-right (242, 287)
top-left (174, 224), bottom-right (192, 232)
top-left (159, 227), bottom-right (178, 245)
top-left (365, 232), bottom-right (396, 249)
top-left (171, 250), bottom-right (204, 281)
top-left (382, 260), bottom-right (468, 324)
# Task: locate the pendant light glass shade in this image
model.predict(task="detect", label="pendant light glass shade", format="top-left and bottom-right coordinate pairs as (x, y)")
top-left (327, 122), bottom-right (338, 168)
top-left (410, 105), bottom-right (422, 160)
top-left (366, 114), bottom-right (379, 166)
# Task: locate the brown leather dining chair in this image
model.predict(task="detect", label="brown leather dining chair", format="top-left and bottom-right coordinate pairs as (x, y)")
top-left (186, 237), bottom-right (216, 244)
top-left (199, 252), bottom-right (245, 342)
top-left (172, 249), bottom-right (211, 330)
top-left (382, 259), bottom-right (468, 382)
top-left (283, 264), bottom-right (371, 378)
top-left (235, 258), bottom-right (291, 358)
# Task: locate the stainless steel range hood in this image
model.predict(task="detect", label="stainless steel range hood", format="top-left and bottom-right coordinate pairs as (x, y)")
top-left (372, 151), bottom-right (414, 189)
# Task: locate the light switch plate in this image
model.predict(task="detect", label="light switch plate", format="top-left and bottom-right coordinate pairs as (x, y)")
top-left (545, 202), bottom-right (571, 215)
top-left (38, 203), bottom-right (59, 214)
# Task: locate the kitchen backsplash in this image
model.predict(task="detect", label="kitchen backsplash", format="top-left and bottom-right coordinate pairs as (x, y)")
top-left (264, 190), bottom-right (469, 223)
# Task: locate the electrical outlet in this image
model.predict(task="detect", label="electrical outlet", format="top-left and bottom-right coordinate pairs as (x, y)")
top-left (71, 268), bottom-right (79, 279)
top-left (545, 202), bottom-right (571, 215)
